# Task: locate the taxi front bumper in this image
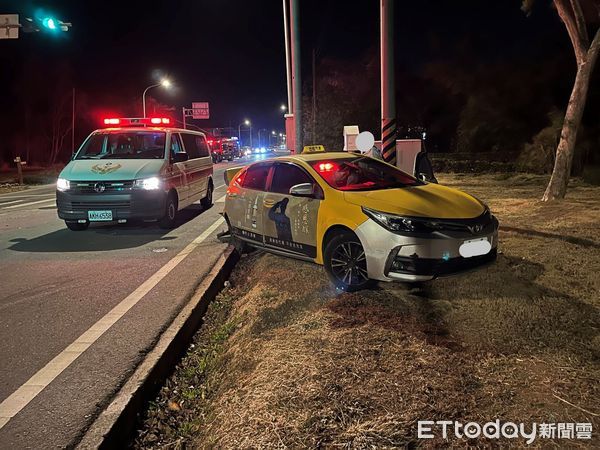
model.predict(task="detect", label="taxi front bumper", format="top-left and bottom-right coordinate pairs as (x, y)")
top-left (56, 189), bottom-right (168, 222)
top-left (354, 216), bottom-right (499, 282)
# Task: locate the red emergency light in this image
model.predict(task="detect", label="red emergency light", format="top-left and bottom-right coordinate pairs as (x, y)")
top-left (102, 117), bottom-right (171, 127)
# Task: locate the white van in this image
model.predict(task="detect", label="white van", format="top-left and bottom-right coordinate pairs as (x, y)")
top-left (56, 117), bottom-right (214, 231)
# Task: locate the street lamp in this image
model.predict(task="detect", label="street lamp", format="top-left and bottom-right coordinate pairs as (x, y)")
top-left (142, 78), bottom-right (171, 118)
top-left (238, 119), bottom-right (252, 147)
top-left (280, 104), bottom-right (287, 112)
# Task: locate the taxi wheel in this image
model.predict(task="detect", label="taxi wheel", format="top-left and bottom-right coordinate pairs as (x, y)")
top-left (324, 232), bottom-right (372, 292)
top-left (201, 181), bottom-right (213, 209)
top-left (159, 193), bottom-right (178, 229)
top-left (65, 220), bottom-right (89, 231)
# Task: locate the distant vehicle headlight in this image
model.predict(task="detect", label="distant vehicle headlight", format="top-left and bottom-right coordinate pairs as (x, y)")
top-left (362, 207), bottom-right (436, 233)
top-left (134, 177), bottom-right (161, 190)
top-left (260, 147), bottom-right (266, 153)
top-left (57, 178), bottom-right (70, 192)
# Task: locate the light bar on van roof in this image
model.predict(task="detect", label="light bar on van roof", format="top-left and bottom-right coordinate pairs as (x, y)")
top-left (102, 117), bottom-right (171, 127)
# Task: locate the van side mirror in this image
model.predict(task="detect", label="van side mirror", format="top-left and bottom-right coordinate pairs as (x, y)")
top-left (289, 183), bottom-right (316, 198)
top-left (172, 152), bottom-right (188, 163)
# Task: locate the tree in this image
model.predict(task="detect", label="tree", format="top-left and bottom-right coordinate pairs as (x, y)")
top-left (524, 0), bottom-right (600, 200)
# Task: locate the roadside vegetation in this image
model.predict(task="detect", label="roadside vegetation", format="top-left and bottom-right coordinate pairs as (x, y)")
top-left (135, 173), bottom-right (599, 448)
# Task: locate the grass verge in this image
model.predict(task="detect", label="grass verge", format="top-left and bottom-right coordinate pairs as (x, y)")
top-left (135, 173), bottom-right (599, 448)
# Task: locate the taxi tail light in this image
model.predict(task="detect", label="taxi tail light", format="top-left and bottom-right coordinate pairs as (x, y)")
top-left (317, 162), bottom-right (335, 172)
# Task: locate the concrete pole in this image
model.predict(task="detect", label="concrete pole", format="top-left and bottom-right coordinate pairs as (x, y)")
top-left (381, 0), bottom-right (397, 165)
top-left (283, 0), bottom-right (293, 113)
top-left (71, 88), bottom-right (75, 155)
top-left (290, 0), bottom-right (302, 154)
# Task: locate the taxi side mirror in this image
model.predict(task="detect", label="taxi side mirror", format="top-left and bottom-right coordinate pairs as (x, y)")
top-left (289, 183), bottom-right (316, 198)
top-left (224, 166), bottom-right (243, 186)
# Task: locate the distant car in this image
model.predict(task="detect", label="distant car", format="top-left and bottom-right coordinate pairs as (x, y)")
top-left (56, 117), bottom-right (214, 231)
top-left (223, 153), bottom-right (498, 291)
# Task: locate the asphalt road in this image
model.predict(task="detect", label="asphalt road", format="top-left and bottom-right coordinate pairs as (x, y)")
top-left (0, 154), bottom-right (268, 448)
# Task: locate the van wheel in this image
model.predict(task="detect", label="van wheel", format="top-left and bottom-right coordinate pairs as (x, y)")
top-left (201, 181), bottom-right (213, 209)
top-left (65, 220), bottom-right (89, 231)
top-left (159, 193), bottom-right (178, 229)
top-left (324, 231), bottom-right (372, 292)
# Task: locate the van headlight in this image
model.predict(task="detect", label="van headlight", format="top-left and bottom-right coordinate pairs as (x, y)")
top-left (57, 178), bottom-right (70, 192)
top-left (362, 207), bottom-right (436, 233)
top-left (134, 177), bottom-right (161, 190)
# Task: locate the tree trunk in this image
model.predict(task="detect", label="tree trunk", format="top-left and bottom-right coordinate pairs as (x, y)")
top-left (542, 26), bottom-right (600, 201)
top-left (542, 61), bottom-right (593, 200)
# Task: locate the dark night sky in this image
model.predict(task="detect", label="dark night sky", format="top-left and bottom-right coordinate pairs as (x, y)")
top-left (1, 0), bottom-right (567, 148)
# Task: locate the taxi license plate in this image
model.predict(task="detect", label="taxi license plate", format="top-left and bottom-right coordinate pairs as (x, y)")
top-left (88, 210), bottom-right (113, 221)
top-left (459, 237), bottom-right (491, 258)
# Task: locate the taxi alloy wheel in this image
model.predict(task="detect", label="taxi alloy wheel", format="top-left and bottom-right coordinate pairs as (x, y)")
top-left (324, 232), bottom-right (371, 292)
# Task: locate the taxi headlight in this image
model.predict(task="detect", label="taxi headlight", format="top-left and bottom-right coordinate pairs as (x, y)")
top-left (57, 178), bottom-right (70, 192)
top-left (134, 177), bottom-right (161, 190)
top-left (362, 207), bottom-right (436, 233)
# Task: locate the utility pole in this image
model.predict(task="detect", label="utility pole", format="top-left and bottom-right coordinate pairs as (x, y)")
top-left (380, 0), bottom-right (397, 165)
top-left (71, 88), bottom-right (75, 155)
top-left (290, 0), bottom-right (302, 153)
top-left (312, 47), bottom-right (316, 145)
top-left (282, 0), bottom-right (294, 152)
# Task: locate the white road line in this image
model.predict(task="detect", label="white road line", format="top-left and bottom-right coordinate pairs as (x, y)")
top-left (2, 199), bottom-right (55, 210)
top-left (0, 216), bottom-right (226, 430)
top-left (0, 193), bottom-right (55, 199)
top-left (0, 184), bottom-right (55, 198)
top-left (215, 194), bottom-right (226, 203)
top-left (0, 200), bottom-right (24, 207)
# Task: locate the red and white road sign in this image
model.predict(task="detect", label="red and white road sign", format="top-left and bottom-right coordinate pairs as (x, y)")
top-left (191, 102), bottom-right (209, 119)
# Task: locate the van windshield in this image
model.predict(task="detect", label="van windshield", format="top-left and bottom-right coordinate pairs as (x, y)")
top-left (75, 131), bottom-right (166, 159)
top-left (309, 156), bottom-right (421, 191)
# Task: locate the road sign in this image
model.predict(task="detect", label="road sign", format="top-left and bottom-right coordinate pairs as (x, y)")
top-left (0, 14), bottom-right (19, 39)
top-left (191, 102), bottom-right (209, 119)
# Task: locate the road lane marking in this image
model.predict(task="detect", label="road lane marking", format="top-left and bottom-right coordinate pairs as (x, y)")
top-left (0, 200), bottom-right (23, 207)
top-left (0, 184), bottom-right (55, 198)
top-left (0, 216), bottom-right (226, 430)
top-left (215, 194), bottom-right (226, 203)
top-left (2, 199), bottom-right (55, 210)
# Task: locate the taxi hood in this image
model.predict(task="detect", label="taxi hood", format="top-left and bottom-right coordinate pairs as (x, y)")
top-left (59, 159), bottom-right (166, 181)
top-left (344, 182), bottom-right (485, 219)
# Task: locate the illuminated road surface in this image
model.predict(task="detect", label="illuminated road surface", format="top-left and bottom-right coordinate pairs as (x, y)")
top-left (0, 153), bottom-right (273, 447)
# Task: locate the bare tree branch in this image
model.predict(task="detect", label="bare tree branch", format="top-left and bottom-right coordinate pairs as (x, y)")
top-left (555, 0), bottom-right (587, 63)
top-left (570, 0), bottom-right (589, 46)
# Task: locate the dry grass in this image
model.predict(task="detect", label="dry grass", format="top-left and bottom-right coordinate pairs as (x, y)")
top-left (135, 173), bottom-right (600, 449)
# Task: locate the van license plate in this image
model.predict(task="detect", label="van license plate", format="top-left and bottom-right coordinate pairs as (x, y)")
top-left (88, 210), bottom-right (113, 221)
top-left (459, 238), bottom-right (491, 258)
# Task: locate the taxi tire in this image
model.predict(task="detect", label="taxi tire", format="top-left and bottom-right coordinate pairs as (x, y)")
top-left (201, 181), bottom-right (213, 209)
top-left (65, 220), bottom-right (89, 231)
top-left (159, 193), bottom-right (178, 229)
top-left (324, 231), bottom-right (372, 292)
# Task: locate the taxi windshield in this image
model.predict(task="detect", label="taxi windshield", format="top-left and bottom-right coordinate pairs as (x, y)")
top-left (75, 131), bottom-right (166, 160)
top-left (309, 156), bottom-right (421, 191)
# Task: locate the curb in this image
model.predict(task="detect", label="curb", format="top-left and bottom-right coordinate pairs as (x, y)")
top-left (76, 246), bottom-right (239, 449)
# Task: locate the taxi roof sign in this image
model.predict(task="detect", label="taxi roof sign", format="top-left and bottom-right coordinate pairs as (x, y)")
top-left (302, 145), bottom-right (326, 154)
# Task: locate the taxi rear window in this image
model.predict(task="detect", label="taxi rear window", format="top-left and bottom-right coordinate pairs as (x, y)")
top-left (309, 156), bottom-right (421, 191)
top-left (76, 131), bottom-right (166, 160)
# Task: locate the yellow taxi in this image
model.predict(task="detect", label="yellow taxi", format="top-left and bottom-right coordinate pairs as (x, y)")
top-left (223, 152), bottom-right (498, 291)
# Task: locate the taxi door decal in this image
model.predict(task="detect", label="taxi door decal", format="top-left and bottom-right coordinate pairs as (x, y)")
top-left (263, 193), bottom-right (320, 258)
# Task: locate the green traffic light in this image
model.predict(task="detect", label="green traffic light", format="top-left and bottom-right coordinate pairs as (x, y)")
top-left (42, 17), bottom-right (57, 30)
